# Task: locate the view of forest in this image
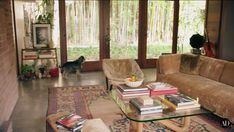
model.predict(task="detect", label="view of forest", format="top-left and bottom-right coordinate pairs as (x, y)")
top-left (147, 0), bottom-right (174, 58)
top-left (64, 0), bottom-right (205, 60)
top-left (24, 0), bottom-right (206, 61)
top-left (178, 1), bottom-right (206, 53)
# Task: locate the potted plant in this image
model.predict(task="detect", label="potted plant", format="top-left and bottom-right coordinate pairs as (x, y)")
top-left (21, 65), bottom-right (35, 80)
top-left (190, 34), bottom-right (205, 54)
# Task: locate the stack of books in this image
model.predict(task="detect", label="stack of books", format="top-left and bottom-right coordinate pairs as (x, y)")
top-left (23, 51), bottom-right (37, 60)
top-left (39, 50), bottom-right (54, 58)
top-left (163, 93), bottom-right (200, 111)
top-left (56, 114), bottom-right (86, 132)
top-left (147, 82), bottom-right (178, 96)
top-left (130, 96), bottom-right (163, 115)
top-left (116, 84), bottom-right (149, 99)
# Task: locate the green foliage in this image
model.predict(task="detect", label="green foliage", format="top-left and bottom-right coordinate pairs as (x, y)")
top-left (59, 43), bottom-right (175, 61)
top-left (35, 0), bottom-right (54, 26)
top-left (21, 65), bottom-right (35, 75)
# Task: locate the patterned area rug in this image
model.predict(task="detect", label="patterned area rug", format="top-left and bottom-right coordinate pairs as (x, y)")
top-left (47, 85), bottom-right (230, 132)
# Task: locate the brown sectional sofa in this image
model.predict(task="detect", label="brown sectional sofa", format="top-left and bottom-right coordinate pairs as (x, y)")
top-left (157, 54), bottom-right (234, 123)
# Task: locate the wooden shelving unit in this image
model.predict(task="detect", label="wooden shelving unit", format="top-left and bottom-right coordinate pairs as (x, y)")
top-left (21, 48), bottom-right (58, 79)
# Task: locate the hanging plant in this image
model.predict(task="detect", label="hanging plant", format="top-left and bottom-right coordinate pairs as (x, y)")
top-left (35, 0), bottom-right (54, 27)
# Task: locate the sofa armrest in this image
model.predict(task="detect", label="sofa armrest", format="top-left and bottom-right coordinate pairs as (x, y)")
top-left (157, 54), bottom-right (181, 75)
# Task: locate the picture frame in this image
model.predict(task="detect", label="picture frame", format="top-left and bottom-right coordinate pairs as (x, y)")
top-left (33, 24), bottom-right (51, 48)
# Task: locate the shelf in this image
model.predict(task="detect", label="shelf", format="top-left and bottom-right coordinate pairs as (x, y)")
top-left (21, 48), bottom-right (58, 79)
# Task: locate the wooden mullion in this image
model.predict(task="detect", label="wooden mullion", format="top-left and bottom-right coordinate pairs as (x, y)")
top-left (216, 0), bottom-right (223, 58)
top-left (205, 0), bottom-right (209, 32)
top-left (99, 0), bottom-right (110, 59)
top-left (138, 0), bottom-right (148, 68)
top-left (172, 0), bottom-right (179, 54)
top-left (59, 0), bottom-right (67, 65)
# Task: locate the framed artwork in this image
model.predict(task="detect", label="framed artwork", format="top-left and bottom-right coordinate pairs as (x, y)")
top-left (33, 24), bottom-right (51, 48)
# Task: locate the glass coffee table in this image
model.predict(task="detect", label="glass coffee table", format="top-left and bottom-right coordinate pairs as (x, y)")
top-left (110, 89), bottom-right (212, 132)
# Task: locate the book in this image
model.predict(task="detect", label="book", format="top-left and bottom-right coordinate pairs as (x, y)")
top-left (147, 82), bottom-right (177, 90)
top-left (165, 94), bottom-right (196, 107)
top-left (130, 98), bottom-right (162, 111)
top-left (150, 90), bottom-right (177, 96)
top-left (116, 88), bottom-right (149, 98)
top-left (56, 114), bottom-right (86, 132)
top-left (162, 99), bottom-right (200, 111)
top-left (138, 96), bottom-right (153, 105)
top-left (147, 82), bottom-right (178, 96)
top-left (118, 84), bottom-right (149, 92)
top-left (57, 124), bottom-right (83, 132)
top-left (117, 87), bottom-right (149, 95)
top-left (138, 109), bottom-right (163, 115)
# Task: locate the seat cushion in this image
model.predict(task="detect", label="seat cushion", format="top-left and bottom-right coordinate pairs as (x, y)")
top-left (199, 56), bottom-right (226, 81)
top-left (102, 59), bottom-right (144, 81)
top-left (158, 54), bottom-right (181, 74)
top-left (220, 62), bottom-right (234, 86)
top-left (180, 54), bottom-right (200, 75)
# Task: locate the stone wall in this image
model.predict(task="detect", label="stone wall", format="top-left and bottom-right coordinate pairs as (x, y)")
top-left (0, 0), bottom-right (19, 124)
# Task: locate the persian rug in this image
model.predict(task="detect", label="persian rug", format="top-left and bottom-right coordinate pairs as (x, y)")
top-left (47, 85), bottom-right (231, 132)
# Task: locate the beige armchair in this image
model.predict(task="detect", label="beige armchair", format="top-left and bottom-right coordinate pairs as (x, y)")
top-left (102, 59), bottom-right (144, 90)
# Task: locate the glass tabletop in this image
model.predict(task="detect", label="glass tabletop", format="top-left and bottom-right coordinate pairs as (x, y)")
top-left (109, 89), bottom-right (212, 122)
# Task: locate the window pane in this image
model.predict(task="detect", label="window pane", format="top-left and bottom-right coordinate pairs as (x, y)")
top-left (53, 1), bottom-right (60, 64)
top-left (147, 0), bottom-right (174, 58)
top-left (110, 0), bottom-right (139, 59)
top-left (66, 0), bottom-right (99, 61)
top-left (178, 1), bottom-right (206, 53)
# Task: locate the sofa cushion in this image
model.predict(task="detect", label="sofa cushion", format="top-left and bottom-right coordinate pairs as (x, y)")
top-left (199, 56), bottom-right (226, 81)
top-left (180, 54), bottom-right (200, 75)
top-left (158, 54), bottom-right (181, 74)
top-left (220, 62), bottom-right (234, 86)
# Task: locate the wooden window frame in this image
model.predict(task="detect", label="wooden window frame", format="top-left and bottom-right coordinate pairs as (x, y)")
top-left (59, 0), bottom-right (207, 71)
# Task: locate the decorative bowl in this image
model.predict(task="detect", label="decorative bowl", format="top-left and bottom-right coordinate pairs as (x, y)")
top-left (125, 78), bottom-right (143, 87)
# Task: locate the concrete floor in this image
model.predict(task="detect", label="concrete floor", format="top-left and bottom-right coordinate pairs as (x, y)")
top-left (11, 68), bottom-right (156, 132)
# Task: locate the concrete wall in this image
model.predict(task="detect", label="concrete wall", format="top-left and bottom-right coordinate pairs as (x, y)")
top-left (0, 0), bottom-right (19, 124)
top-left (219, 1), bottom-right (234, 61)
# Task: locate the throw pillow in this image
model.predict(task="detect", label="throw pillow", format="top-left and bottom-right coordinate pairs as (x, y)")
top-left (180, 54), bottom-right (200, 75)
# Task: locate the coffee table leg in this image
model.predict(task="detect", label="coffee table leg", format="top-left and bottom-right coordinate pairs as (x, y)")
top-left (129, 120), bottom-right (143, 132)
top-left (158, 117), bottom-right (190, 132)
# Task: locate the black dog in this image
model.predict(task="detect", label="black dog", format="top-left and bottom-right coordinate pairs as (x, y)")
top-left (60, 56), bottom-right (85, 78)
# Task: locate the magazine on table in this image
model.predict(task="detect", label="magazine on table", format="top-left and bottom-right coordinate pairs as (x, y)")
top-left (56, 114), bottom-right (86, 132)
top-left (165, 94), bottom-right (197, 106)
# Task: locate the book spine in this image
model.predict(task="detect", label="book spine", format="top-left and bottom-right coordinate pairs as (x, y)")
top-left (130, 99), bottom-right (162, 111)
top-left (150, 90), bottom-right (177, 96)
top-left (175, 103), bottom-right (200, 110)
top-left (121, 92), bottom-right (149, 97)
top-left (118, 84), bottom-right (148, 92)
top-left (121, 91), bottom-right (149, 95)
top-left (139, 109), bottom-right (163, 115)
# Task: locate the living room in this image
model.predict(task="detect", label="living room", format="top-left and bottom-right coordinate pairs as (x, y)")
top-left (1, 0), bottom-right (234, 132)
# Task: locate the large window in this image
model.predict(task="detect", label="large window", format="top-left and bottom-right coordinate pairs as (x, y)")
top-left (65, 0), bottom-right (99, 61)
top-left (177, 1), bottom-right (206, 53)
top-left (110, 0), bottom-right (139, 59)
top-left (147, 0), bottom-right (174, 58)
